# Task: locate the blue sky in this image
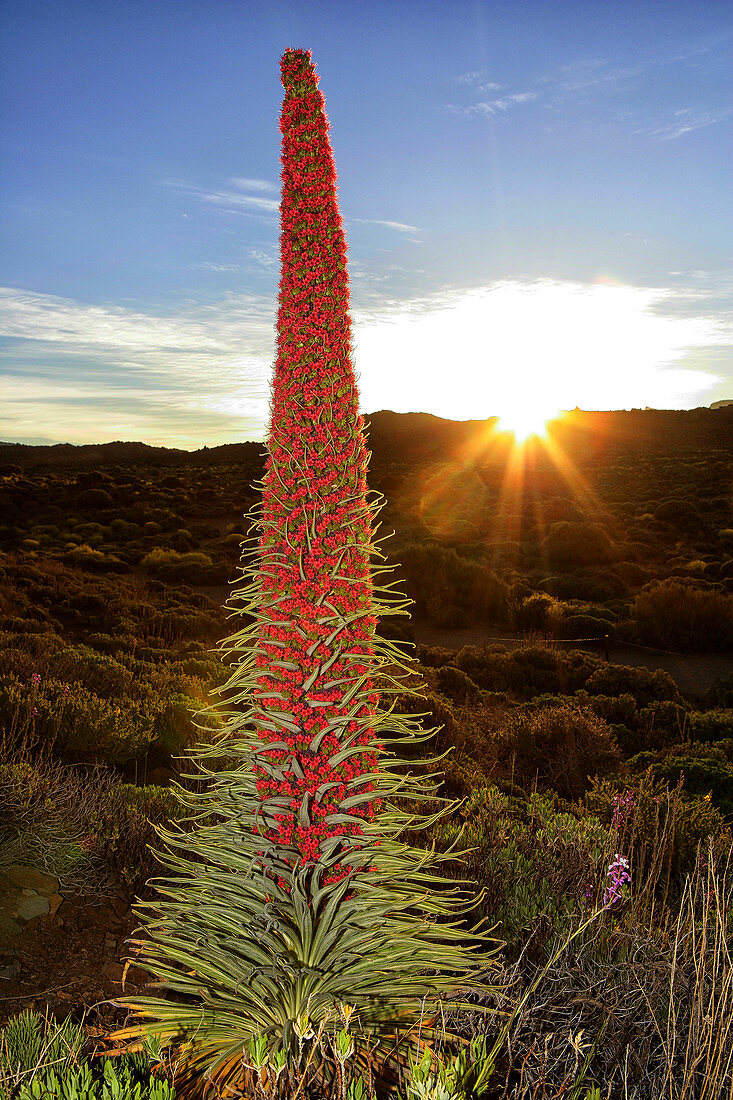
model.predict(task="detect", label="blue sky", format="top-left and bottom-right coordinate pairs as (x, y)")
top-left (1, 0), bottom-right (731, 446)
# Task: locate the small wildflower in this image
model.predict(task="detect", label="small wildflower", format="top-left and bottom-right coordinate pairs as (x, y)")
top-left (603, 853), bottom-right (631, 908)
top-left (611, 789), bottom-right (635, 829)
top-left (31, 672), bottom-right (42, 686)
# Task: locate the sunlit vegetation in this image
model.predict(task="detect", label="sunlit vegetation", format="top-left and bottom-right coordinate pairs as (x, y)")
top-left (1, 431), bottom-right (732, 1093)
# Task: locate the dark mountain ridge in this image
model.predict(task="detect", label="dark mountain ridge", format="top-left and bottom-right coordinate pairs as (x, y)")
top-left (0, 406), bottom-right (731, 470)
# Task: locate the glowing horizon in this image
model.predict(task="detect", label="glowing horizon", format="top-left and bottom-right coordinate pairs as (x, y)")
top-left (0, 277), bottom-right (728, 448)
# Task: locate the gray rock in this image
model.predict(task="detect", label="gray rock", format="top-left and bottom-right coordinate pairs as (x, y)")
top-left (0, 960), bottom-right (20, 980)
top-left (16, 891), bottom-right (50, 921)
top-left (7, 865), bottom-right (59, 896)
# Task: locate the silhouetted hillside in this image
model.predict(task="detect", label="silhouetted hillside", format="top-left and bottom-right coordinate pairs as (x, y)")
top-left (1, 407), bottom-right (731, 471)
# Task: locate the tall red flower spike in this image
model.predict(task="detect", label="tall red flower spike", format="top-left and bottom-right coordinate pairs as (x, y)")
top-left (117, 50), bottom-right (495, 1093)
top-left (251, 49), bottom-right (380, 881)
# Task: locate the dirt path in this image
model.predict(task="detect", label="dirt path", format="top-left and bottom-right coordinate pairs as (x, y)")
top-left (411, 623), bottom-right (731, 700)
top-left (194, 587), bottom-right (730, 700)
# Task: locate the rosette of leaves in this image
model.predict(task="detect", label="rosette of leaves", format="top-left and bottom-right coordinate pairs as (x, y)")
top-left (115, 49), bottom-right (500, 1097)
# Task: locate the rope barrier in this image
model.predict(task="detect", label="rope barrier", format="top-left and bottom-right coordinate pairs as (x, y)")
top-left (420, 633), bottom-right (714, 661)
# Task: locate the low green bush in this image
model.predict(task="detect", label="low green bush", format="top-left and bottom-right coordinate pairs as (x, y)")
top-left (0, 1009), bottom-right (175, 1099)
top-left (585, 771), bottom-right (730, 884)
top-left (0, 675), bottom-right (158, 765)
top-left (433, 786), bottom-right (610, 951)
top-left (627, 742), bottom-right (733, 820)
top-left (141, 548), bottom-right (226, 585)
top-left (689, 708), bottom-right (733, 742)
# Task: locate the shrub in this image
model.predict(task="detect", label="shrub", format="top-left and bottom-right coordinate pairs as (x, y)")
top-left (510, 593), bottom-right (562, 633)
top-left (0, 759), bottom-right (181, 898)
top-left (631, 580), bottom-right (733, 652)
top-left (62, 543), bottom-right (126, 573)
top-left (492, 703), bottom-right (622, 799)
top-left (654, 498), bottom-right (702, 529)
top-left (541, 521), bottom-right (614, 569)
top-left (585, 771), bottom-right (730, 885)
top-left (0, 1010), bottom-right (175, 1098)
top-left (155, 693), bottom-right (201, 753)
top-left (454, 643), bottom-right (599, 699)
top-left (585, 662), bottom-right (681, 705)
top-left (434, 664), bottom-right (481, 705)
top-left (398, 542), bottom-right (507, 627)
top-left (627, 743), bottom-right (733, 820)
top-left (77, 487), bottom-right (113, 508)
top-left (0, 674), bottom-right (159, 765)
top-left (94, 783), bottom-right (182, 898)
top-left (688, 708), bottom-right (733, 743)
top-left (432, 786), bottom-right (610, 952)
top-left (539, 570), bottom-right (629, 601)
top-left (706, 673), bottom-right (733, 709)
top-left (141, 547), bottom-right (227, 585)
top-left (557, 613), bottom-right (615, 640)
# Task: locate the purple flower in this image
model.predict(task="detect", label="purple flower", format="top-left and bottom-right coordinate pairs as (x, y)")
top-left (603, 853), bottom-right (631, 908)
top-left (31, 673), bottom-right (41, 686)
top-left (611, 789), bottom-right (635, 829)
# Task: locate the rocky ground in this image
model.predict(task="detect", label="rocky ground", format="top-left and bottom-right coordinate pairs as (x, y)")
top-left (0, 864), bottom-right (150, 1028)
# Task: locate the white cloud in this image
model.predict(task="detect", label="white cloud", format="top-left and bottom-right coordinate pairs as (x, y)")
top-left (1, 277), bottom-right (729, 448)
top-left (643, 106), bottom-right (733, 141)
top-left (0, 287), bottom-right (273, 446)
top-left (449, 91), bottom-right (538, 116)
top-left (190, 262), bottom-right (243, 273)
top-left (228, 177), bottom-right (277, 192)
top-left (163, 178), bottom-right (279, 216)
top-left (351, 218), bottom-right (421, 234)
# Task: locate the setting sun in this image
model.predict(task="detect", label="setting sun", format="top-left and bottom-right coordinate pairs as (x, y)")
top-left (496, 400), bottom-right (560, 442)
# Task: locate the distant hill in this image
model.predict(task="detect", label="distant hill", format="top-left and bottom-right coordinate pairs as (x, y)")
top-left (0, 407), bottom-right (731, 470)
top-left (711, 399), bottom-right (733, 409)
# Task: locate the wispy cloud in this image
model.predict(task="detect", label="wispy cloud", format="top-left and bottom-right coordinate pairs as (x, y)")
top-left (470, 92), bottom-right (537, 116)
top-left (247, 247), bottom-right (277, 268)
top-left (351, 218), bottom-right (421, 234)
top-left (442, 76), bottom-right (534, 116)
top-left (641, 106), bottom-right (733, 141)
top-left (1, 273), bottom-right (729, 447)
top-left (454, 71), bottom-right (503, 92)
top-left (537, 33), bottom-right (733, 140)
top-left (163, 177), bottom-right (279, 216)
top-left (0, 286), bottom-right (274, 446)
top-left (189, 262), bottom-right (243, 273)
top-left (228, 177), bottom-right (277, 192)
